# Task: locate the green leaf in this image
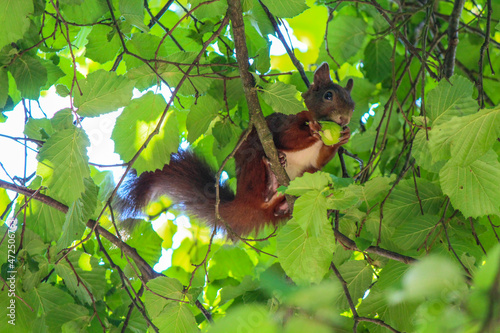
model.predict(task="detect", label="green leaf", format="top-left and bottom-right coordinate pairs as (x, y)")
top-left (24, 117), bottom-right (54, 141)
top-left (56, 84), bottom-right (70, 97)
top-left (153, 302), bottom-right (199, 333)
top-left (20, 180), bottom-right (66, 242)
top-left (384, 179), bottom-right (443, 228)
top-left (8, 54), bottom-right (48, 100)
top-left (144, 276), bottom-right (197, 333)
top-left (74, 69), bottom-right (134, 117)
top-left (293, 190), bottom-right (329, 236)
top-left (51, 108), bottom-right (74, 131)
top-left (277, 219), bottom-right (335, 285)
top-left (119, 0), bottom-right (149, 32)
top-left (0, 0), bottom-right (33, 50)
top-left (85, 25), bottom-right (122, 64)
top-left (363, 38), bottom-right (392, 83)
top-left (401, 255), bottom-right (464, 301)
top-left (440, 150), bottom-right (500, 218)
top-left (260, 82), bottom-right (304, 115)
top-left (212, 119), bottom-right (242, 147)
top-left (393, 215), bottom-right (440, 251)
top-left (0, 68), bottom-right (8, 108)
top-left (190, 0), bottom-right (228, 19)
top-left (260, 0), bottom-right (308, 18)
top-left (57, 178), bottom-right (98, 250)
top-left (327, 15), bottom-right (367, 63)
top-left (60, 0), bottom-right (108, 25)
top-left (344, 176), bottom-right (393, 208)
top-left (45, 304), bottom-right (90, 332)
top-left (337, 261), bottom-right (373, 309)
top-left (41, 58), bottom-right (66, 90)
top-left (430, 106), bottom-right (500, 165)
top-left (112, 91), bottom-right (179, 174)
top-left (32, 283), bottom-right (74, 314)
top-left (207, 304), bottom-right (276, 333)
top-left (427, 75), bottom-right (477, 126)
top-left (126, 221), bottom-right (163, 267)
top-left (208, 245), bottom-right (254, 280)
top-left (37, 127), bottom-right (90, 203)
top-left (55, 251), bottom-right (106, 304)
top-left (144, 277), bottom-right (186, 317)
top-left (186, 95), bottom-right (220, 143)
top-left (286, 172), bottom-right (331, 196)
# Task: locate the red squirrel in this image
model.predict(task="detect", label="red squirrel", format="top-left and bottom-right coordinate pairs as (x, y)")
top-left (116, 63), bottom-right (355, 236)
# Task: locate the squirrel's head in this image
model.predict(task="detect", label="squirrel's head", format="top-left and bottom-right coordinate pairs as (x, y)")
top-left (301, 63), bottom-right (355, 127)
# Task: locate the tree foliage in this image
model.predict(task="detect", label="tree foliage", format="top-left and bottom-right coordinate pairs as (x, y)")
top-left (0, 0), bottom-right (499, 332)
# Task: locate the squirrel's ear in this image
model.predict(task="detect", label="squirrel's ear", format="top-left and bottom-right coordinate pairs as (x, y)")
top-left (313, 63), bottom-right (331, 89)
top-left (345, 78), bottom-right (354, 92)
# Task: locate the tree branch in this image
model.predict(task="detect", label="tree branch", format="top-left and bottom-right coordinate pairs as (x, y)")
top-left (0, 179), bottom-right (159, 281)
top-left (443, 0), bottom-right (465, 78)
top-left (227, 0), bottom-right (291, 190)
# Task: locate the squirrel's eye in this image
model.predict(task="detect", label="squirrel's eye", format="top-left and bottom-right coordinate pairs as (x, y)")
top-left (324, 91), bottom-right (333, 100)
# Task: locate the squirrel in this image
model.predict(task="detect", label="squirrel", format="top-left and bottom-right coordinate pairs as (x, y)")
top-left (115, 63), bottom-right (355, 236)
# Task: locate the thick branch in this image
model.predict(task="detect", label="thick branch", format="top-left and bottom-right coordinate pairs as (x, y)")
top-left (0, 179), bottom-right (159, 281)
top-left (334, 230), bottom-right (417, 265)
top-left (227, 0), bottom-right (290, 189)
top-left (443, 0), bottom-right (465, 78)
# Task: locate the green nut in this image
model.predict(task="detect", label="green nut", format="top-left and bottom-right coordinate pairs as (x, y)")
top-left (318, 121), bottom-right (342, 146)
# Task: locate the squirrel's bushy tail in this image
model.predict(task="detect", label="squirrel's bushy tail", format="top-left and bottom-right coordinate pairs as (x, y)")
top-left (115, 150), bottom-right (235, 228)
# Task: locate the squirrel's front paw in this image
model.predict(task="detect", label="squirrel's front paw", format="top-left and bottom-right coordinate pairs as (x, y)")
top-left (338, 127), bottom-right (351, 145)
top-left (278, 151), bottom-right (287, 168)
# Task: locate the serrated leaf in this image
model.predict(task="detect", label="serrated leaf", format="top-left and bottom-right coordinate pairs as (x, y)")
top-left (191, 0), bottom-right (228, 19)
top-left (127, 221), bottom-right (163, 266)
top-left (55, 251), bottom-right (106, 305)
top-left (327, 15), bottom-right (367, 63)
top-left (293, 190), bottom-right (329, 236)
top-left (37, 127), bottom-right (90, 203)
top-left (393, 215), bottom-right (440, 251)
top-left (208, 245), bottom-right (254, 280)
top-left (112, 92), bottom-right (179, 174)
top-left (144, 276), bottom-right (187, 317)
top-left (45, 303), bottom-right (90, 332)
top-left (120, 0), bottom-right (149, 32)
top-left (286, 171), bottom-right (331, 196)
top-left (260, 82), bottom-right (303, 115)
top-left (277, 219), bottom-right (335, 285)
top-left (20, 189), bottom-right (66, 243)
top-left (32, 284), bottom-right (74, 314)
top-left (440, 150), bottom-right (500, 218)
top-left (427, 75), bottom-right (477, 126)
top-left (8, 54), bottom-right (48, 100)
top-left (56, 84), bottom-right (70, 97)
top-left (153, 302), bottom-right (198, 333)
top-left (212, 119), bottom-right (242, 147)
top-left (24, 117), bottom-right (54, 141)
top-left (186, 95), bottom-right (220, 143)
top-left (57, 178), bottom-right (98, 250)
top-left (430, 106), bottom-right (500, 165)
top-left (363, 38), bottom-right (392, 83)
top-left (51, 108), bottom-right (74, 131)
top-left (412, 130), bottom-right (446, 173)
top-left (60, 0), bottom-right (108, 25)
top-left (384, 179), bottom-right (443, 228)
top-left (345, 176), bottom-right (394, 208)
top-left (0, 0), bottom-right (33, 50)
top-left (85, 24), bottom-right (121, 63)
top-left (260, 0), bottom-right (308, 18)
top-left (74, 69), bottom-right (134, 117)
top-left (337, 261), bottom-right (373, 310)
